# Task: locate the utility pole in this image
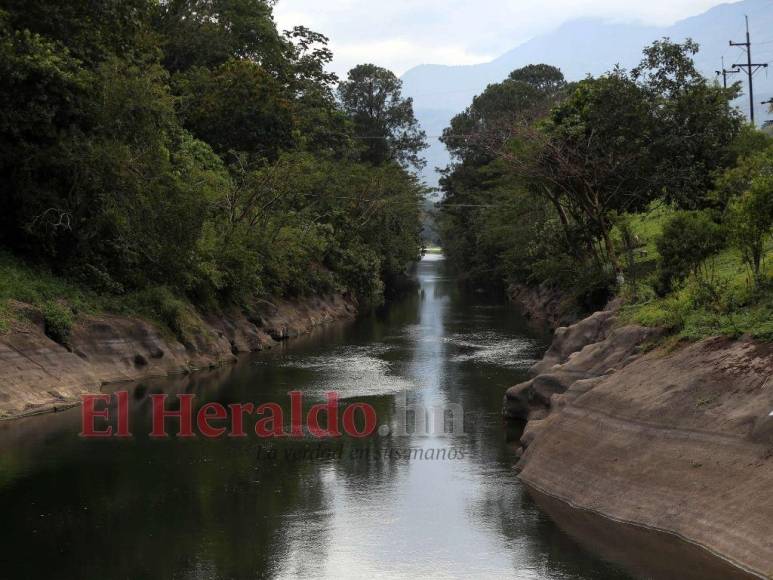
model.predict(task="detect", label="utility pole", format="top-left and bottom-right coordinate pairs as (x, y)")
top-left (730, 15), bottom-right (768, 126)
top-left (715, 57), bottom-right (740, 89)
top-left (763, 98), bottom-right (773, 124)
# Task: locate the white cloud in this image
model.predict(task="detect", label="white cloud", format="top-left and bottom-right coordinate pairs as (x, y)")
top-left (329, 39), bottom-right (492, 77)
top-left (273, 0), bottom-right (740, 76)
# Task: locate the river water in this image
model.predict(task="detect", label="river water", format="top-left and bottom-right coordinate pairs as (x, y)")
top-left (0, 256), bottom-right (746, 579)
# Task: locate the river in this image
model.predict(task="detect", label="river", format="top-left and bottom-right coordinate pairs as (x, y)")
top-left (0, 255), bottom-right (742, 579)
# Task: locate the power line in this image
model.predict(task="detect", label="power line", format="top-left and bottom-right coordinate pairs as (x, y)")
top-left (730, 15), bottom-right (768, 126)
top-left (718, 20), bottom-right (750, 77)
top-left (716, 56), bottom-right (741, 89)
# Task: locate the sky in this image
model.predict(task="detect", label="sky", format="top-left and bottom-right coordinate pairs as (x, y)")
top-left (273, 0), bottom-right (741, 77)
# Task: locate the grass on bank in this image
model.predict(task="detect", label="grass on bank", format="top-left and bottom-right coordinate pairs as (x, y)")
top-left (0, 251), bottom-right (203, 342)
top-left (613, 205), bottom-right (773, 341)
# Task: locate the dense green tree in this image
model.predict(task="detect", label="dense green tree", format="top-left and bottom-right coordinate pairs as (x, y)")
top-left (655, 211), bottom-right (726, 294)
top-left (439, 41), bottom-right (746, 307)
top-left (338, 64), bottom-right (427, 169)
top-left (438, 64), bottom-right (575, 287)
top-left (0, 0), bottom-right (425, 311)
top-left (532, 72), bottom-right (658, 273)
top-left (280, 26), bottom-right (354, 156)
top-left (174, 60), bottom-right (295, 159)
top-left (442, 79), bottom-right (543, 164)
top-left (1, 0), bottom-right (156, 64)
top-left (632, 39), bottom-right (743, 208)
top-left (155, 0), bottom-right (284, 73)
top-left (0, 11), bottom-right (90, 250)
top-left (508, 64), bottom-right (567, 93)
top-left (442, 64), bottom-right (567, 162)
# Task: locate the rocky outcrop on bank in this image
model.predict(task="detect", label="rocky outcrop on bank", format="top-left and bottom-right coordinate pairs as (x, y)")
top-left (504, 307), bottom-right (773, 578)
top-left (0, 295), bottom-right (356, 420)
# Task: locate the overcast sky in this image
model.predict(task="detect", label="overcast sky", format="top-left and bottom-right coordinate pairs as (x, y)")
top-left (273, 0), bottom-right (741, 76)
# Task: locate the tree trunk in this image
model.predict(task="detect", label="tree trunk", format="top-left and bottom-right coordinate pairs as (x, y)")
top-left (599, 217), bottom-right (622, 276)
top-left (546, 193), bottom-right (575, 254)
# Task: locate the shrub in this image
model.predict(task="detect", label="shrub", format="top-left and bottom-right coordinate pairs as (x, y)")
top-left (42, 301), bottom-right (74, 345)
top-left (655, 211), bottom-right (726, 295)
top-left (572, 263), bottom-right (617, 313)
top-left (726, 174), bottom-right (773, 288)
top-left (128, 287), bottom-right (190, 341)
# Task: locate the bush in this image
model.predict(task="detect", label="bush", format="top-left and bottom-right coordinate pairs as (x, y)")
top-left (127, 287), bottom-right (191, 341)
top-left (570, 263), bottom-right (617, 312)
top-left (655, 211), bottom-right (726, 295)
top-left (726, 172), bottom-right (773, 288)
top-left (42, 301), bottom-right (74, 345)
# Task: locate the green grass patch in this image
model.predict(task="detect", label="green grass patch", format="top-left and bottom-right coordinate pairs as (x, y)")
top-left (0, 251), bottom-right (96, 312)
top-left (621, 241), bottom-right (773, 341)
top-left (116, 286), bottom-right (204, 343)
top-left (621, 202), bottom-right (673, 261)
top-left (0, 251), bottom-right (205, 340)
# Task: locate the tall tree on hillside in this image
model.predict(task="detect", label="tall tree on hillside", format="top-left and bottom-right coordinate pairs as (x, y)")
top-left (437, 64), bottom-right (576, 283)
top-left (508, 64), bottom-right (567, 94)
top-left (525, 72), bottom-right (658, 273)
top-left (632, 39), bottom-right (743, 208)
top-left (441, 64), bottom-right (567, 164)
top-left (338, 64), bottom-right (427, 169)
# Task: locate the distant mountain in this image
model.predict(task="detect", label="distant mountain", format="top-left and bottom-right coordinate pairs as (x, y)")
top-left (402, 0), bottom-right (773, 188)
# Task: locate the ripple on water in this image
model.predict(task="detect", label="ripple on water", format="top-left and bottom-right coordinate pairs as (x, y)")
top-left (277, 344), bottom-right (416, 397)
top-left (444, 331), bottom-right (539, 368)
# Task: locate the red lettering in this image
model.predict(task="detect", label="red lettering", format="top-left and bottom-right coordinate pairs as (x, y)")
top-left (255, 403), bottom-right (285, 438)
top-left (80, 394), bottom-right (113, 438)
top-left (289, 391), bottom-right (304, 438)
top-left (228, 403), bottom-right (254, 437)
top-left (197, 402), bottom-right (228, 438)
top-left (307, 392), bottom-right (341, 438)
top-left (342, 403), bottom-right (377, 438)
top-left (150, 394), bottom-right (195, 438)
top-left (115, 391), bottom-right (131, 437)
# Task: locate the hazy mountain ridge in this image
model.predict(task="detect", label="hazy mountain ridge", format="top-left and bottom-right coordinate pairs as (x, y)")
top-left (403, 0), bottom-right (773, 187)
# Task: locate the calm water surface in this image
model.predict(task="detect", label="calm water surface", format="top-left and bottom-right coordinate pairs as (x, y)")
top-left (0, 256), bottom-right (741, 579)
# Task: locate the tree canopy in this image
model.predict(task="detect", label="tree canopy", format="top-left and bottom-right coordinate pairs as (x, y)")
top-left (0, 0), bottom-right (426, 308)
top-left (338, 63), bottom-right (428, 169)
top-left (438, 41), bottom-right (752, 309)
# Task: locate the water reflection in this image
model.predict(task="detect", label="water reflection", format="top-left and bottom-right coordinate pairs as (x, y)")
top-left (0, 256), bottom-right (732, 579)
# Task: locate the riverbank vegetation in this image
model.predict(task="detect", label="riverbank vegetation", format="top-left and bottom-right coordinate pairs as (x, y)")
top-left (438, 41), bottom-right (772, 339)
top-left (0, 1), bottom-right (428, 337)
